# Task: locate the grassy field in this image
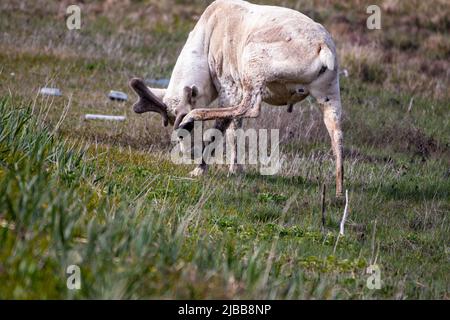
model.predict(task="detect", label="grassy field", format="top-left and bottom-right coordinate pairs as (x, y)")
top-left (0, 0), bottom-right (449, 299)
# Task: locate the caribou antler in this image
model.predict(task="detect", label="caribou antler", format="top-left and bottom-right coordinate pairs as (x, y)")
top-left (129, 78), bottom-right (170, 127)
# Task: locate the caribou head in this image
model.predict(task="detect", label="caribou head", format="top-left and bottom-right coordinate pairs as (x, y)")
top-left (129, 78), bottom-right (198, 131)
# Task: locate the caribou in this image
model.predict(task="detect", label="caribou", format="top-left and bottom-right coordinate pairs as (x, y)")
top-left (129, 0), bottom-right (344, 196)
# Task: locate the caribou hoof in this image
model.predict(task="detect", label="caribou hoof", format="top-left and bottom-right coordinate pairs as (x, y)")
top-left (178, 115), bottom-right (195, 132)
top-left (331, 193), bottom-right (345, 206)
top-left (228, 165), bottom-right (243, 176)
top-left (189, 166), bottom-right (208, 177)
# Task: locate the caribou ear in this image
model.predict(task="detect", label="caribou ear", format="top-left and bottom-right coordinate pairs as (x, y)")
top-left (183, 85), bottom-right (199, 105)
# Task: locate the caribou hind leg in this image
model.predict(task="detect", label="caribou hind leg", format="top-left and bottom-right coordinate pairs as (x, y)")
top-left (309, 75), bottom-right (344, 197)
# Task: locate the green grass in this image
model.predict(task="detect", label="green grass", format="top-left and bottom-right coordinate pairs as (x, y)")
top-left (0, 0), bottom-right (449, 299)
top-left (0, 97), bottom-right (448, 299)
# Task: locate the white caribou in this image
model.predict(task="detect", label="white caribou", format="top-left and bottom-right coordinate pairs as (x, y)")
top-left (130, 0), bottom-right (344, 196)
